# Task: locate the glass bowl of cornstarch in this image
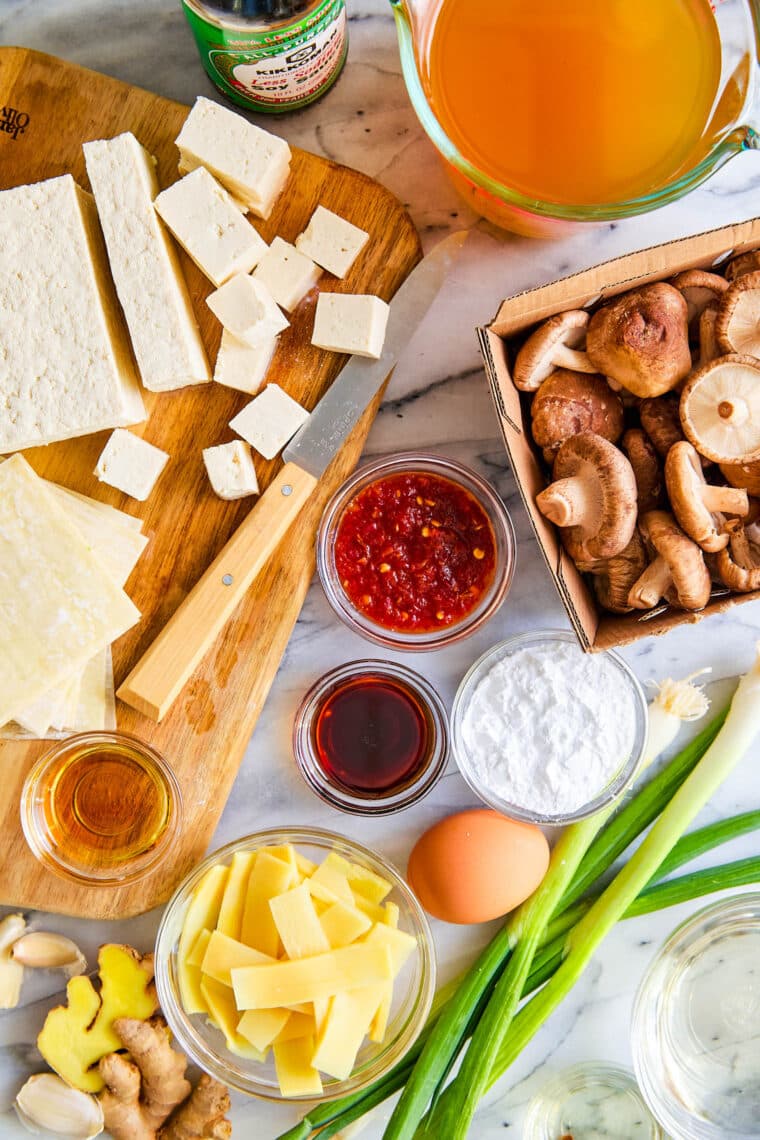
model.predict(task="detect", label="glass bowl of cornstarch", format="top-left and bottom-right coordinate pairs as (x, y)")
top-left (451, 630), bottom-right (648, 825)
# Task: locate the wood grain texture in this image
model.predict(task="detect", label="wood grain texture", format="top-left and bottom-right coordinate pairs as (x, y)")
top-left (0, 48), bottom-right (421, 919)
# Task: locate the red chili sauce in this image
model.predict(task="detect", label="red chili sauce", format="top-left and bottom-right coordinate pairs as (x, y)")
top-left (334, 471), bottom-right (497, 633)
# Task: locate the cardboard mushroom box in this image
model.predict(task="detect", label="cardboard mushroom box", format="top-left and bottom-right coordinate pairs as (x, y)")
top-left (479, 216), bottom-right (760, 651)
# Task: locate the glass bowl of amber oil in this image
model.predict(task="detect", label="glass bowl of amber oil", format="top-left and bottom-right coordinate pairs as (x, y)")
top-left (20, 731), bottom-right (182, 885)
top-left (293, 660), bottom-right (449, 815)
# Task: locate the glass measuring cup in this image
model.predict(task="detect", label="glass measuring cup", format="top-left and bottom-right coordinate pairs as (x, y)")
top-left (390, 0), bottom-right (760, 237)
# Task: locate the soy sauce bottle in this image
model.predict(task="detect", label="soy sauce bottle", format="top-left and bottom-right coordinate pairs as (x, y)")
top-left (182, 0), bottom-right (348, 113)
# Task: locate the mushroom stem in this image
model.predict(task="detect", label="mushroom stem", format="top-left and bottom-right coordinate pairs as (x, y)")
top-left (536, 477), bottom-right (596, 528)
top-left (552, 345), bottom-right (597, 374)
top-left (726, 519), bottom-right (756, 571)
top-left (628, 556), bottom-right (673, 609)
top-left (701, 485), bottom-right (750, 515)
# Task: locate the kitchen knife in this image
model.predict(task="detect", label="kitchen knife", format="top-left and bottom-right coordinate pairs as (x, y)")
top-left (118, 232), bottom-right (466, 722)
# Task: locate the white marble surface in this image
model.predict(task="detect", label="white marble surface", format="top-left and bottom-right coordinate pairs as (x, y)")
top-left (2, 2), bottom-right (760, 1136)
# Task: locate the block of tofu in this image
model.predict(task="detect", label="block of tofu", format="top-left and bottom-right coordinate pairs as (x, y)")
top-left (207, 274), bottom-right (289, 348)
top-left (214, 329), bottom-right (276, 395)
top-left (295, 206), bottom-right (370, 278)
top-left (154, 167), bottom-right (268, 287)
top-left (253, 237), bottom-right (321, 312)
top-left (176, 96), bottom-right (291, 219)
top-left (203, 441), bottom-right (259, 501)
top-left (83, 133), bottom-right (211, 392)
top-left (0, 456), bottom-right (140, 728)
top-left (229, 384), bottom-right (309, 461)
top-left (0, 175), bottom-right (145, 453)
top-left (95, 429), bottom-right (170, 502)
top-left (312, 293), bottom-right (390, 359)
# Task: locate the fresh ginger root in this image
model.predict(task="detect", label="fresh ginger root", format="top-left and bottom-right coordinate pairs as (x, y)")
top-left (99, 1016), bottom-right (191, 1140)
top-left (159, 1074), bottom-right (232, 1140)
top-left (37, 944), bottom-right (158, 1092)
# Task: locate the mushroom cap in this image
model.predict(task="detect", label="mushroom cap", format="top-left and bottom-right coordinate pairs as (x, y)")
top-left (638, 510), bottom-right (712, 610)
top-left (665, 441), bottom-right (733, 553)
top-left (720, 459), bottom-right (760, 496)
top-left (680, 354), bottom-right (760, 463)
top-left (530, 369), bottom-right (624, 456)
top-left (587, 530), bottom-right (649, 614)
top-left (716, 270), bottom-right (760, 356)
top-left (716, 518), bottom-right (760, 592)
top-left (622, 428), bottom-right (664, 513)
top-left (639, 394), bottom-right (685, 458)
top-left (514, 309), bottom-right (590, 392)
top-left (536, 432), bottom-right (637, 561)
top-left (670, 269), bottom-right (729, 329)
top-left (724, 249), bottom-right (760, 282)
top-left (586, 283), bottom-right (692, 398)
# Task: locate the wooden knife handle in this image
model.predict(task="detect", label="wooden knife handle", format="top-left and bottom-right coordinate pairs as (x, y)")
top-left (117, 462), bottom-right (318, 723)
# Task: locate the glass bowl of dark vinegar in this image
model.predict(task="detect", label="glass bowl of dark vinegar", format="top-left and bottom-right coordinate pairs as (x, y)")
top-left (293, 660), bottom-right (449, 815)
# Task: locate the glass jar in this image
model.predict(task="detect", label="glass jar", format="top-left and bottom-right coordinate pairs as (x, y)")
top-left (182, 0), bottom-right (348, 113)
top-left (524, 1062), bottom-right (663, 1140)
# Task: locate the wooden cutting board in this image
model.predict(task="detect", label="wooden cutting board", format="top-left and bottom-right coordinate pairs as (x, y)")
top-left (0, 48), bottom-right (421, 919)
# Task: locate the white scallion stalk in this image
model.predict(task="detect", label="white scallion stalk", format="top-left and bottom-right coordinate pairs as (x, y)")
top-left (488, 647), bottom-right (760, 1088)
top-left (643, 670), bottom-right (711, 764)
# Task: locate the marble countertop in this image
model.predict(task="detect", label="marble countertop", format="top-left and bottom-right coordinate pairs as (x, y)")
top-left (3, 2), bottom-right (760, 1136)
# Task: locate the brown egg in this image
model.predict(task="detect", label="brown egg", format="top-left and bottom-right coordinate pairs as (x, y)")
top-left (406, 809), bottom-right (550, 925)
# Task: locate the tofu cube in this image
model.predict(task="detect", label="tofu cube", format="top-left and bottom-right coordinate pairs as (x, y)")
top-left (312, 294), bottom-right (390, 359)
top-left (154, 167), bottom-right (268, 288)
top-left (207, 274), bottom-right (289, 348)
top-left (175, 96), bottom-right (291, 220)
top-left (214, 329), bottom-right (276, 395)
top-left (94, 429), bottom-right (169, 501)
top-left (295, 205), bottom-right (369, 279)
top-left (253, 237), bottom-right (321, 312)
top-left (202, 440), bottom-right (259, 501)
top-left (229, 384), bottom-right (309, 461)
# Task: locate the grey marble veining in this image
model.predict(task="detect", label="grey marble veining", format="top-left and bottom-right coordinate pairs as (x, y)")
top-left (2, 2), bottom-right (760, 1136)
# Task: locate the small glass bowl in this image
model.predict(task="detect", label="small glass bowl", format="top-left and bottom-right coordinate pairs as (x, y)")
top-left (524, 1062), bottom-right (663, 1140)
top-left (633, 894), bottom-right (760, 1140)
top-left (451, 630), bottom-right (648, 825)
top-left (20, 731), bottom-right (182, 886)
top-left (293, 660), bottom-right (449, 815)
top-left (316, 452), bottom-right (515, 651)
top-left (155, 827), bottom-right (436, 1101)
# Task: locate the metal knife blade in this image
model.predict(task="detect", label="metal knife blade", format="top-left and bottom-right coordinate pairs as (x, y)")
top-left (283, 231), bottom-right (467, 478)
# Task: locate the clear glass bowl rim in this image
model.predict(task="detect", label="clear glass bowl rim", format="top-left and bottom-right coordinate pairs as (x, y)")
top-left (317, 451), bottom-right (516, 652)
top-left (523, 1061), bottom-right (663, 1140)
top-left (293, 659), bottom-right (450, 815)
top-left (632, 892), bottom-right (760, 1140)
top-left (390, 0), bottom-right (759, 223)
top-left (19, 730), bottom-right (183, 887)
top-left (154, 825), bottom-right (436, 1101)
top-left (450, 629), bottom-right (649, 825)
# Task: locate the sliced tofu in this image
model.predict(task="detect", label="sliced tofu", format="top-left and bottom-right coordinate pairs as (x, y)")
top-left (296, 205), bottom-right (369, 279)
top-left (229, 384), bottom-right (309, 461)
top-left (253, 237), bottom-right (321, 312)
top-left (207, 274), bottom-right (289, 349)
top-left (94, 429), bottom-right (170, 502)
top-left (203, 440), bottom-right (259, 502)
top-left (175, 96), bottom-right (291, 220)
top-left (214, 329), bottom-right (276, 395)
top-left (83, 133), bottom-right (211, 392)
top-left (154, 167), bottom-right (268, 288)
top-left (312, 293), bottom-right (390, 360)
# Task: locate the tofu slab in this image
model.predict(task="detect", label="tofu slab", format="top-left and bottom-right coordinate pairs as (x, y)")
top-left (253, 237), bottom-right (321, 312)
top-left (0, 456), bottom-right (140, 727)
top-left (203, 441), bottom-right (260, 501)
top-left (312, 293), bottom-right (390, 359)
top-left (229, 384), bottom-right (310, 461)
top-left (83, 133), bottom-right (211, 392)
top-left (95, 429), bottom-right (170, 502)
top-left (214, 329), bottom-right (276, 395)
top-left (207, 274), bottom-right (289, 348)
top-left (0, 175), bottom-right (146, 452)
top-left (296, 205), bottom-right (369, 279)
top-left (154, 167), bottom-right (268, 287)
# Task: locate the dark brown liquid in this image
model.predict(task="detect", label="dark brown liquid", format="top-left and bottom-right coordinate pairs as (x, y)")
top-left (314, 674), bottom-right (432, 797)
top-left (42, 742), bottom-right (171, 869)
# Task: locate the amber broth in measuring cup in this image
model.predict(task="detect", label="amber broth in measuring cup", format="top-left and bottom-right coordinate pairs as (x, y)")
top-left (421, 0), bottom-right (724, 206)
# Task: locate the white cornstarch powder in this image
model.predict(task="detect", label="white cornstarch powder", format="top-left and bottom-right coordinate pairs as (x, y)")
top-left (461, 641), bottom-right (638, 816)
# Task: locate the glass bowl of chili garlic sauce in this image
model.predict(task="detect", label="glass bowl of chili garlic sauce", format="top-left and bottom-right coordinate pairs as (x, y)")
top-left (294, 661), bottom-right (449, 815)
top-left (317, 453), bottom-right (515, 650)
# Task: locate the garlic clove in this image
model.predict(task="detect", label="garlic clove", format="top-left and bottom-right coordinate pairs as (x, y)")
top-left (15, 1073), bottom-right (104, 1138)
top-left (11, 932), bottom-right (87, 975)
top-left (0, 913), bottom-right (26, 953)
top-left (0, 914), bottom-right (26, 1009)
